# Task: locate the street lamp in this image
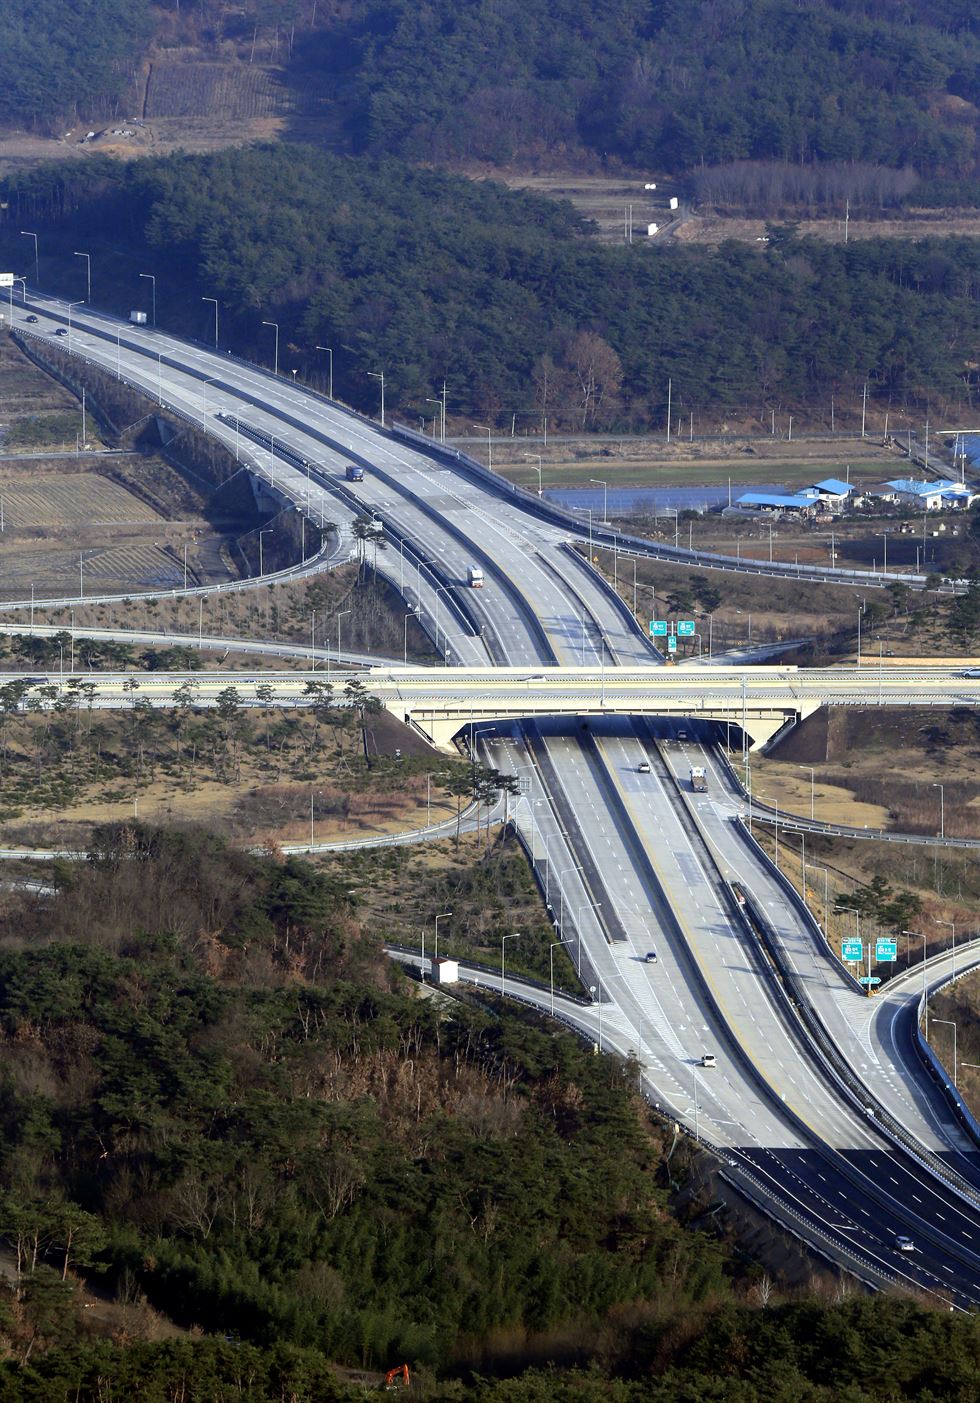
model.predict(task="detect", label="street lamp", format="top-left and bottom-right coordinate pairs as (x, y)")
top-left (903, 928), bottom-right (929, 1038)
top-left (337, 608), bottom-right (352, 664)
top-left (799, 765), bottom-right (816, 820)
top-left (434, 910), bottom-right (452, 964)
top-left (20, 231), bottom-right (38, 283)
top-left (258, 528), bottom-right (273, 577)
top-left (315, 345), bottom-right (333, 399)
top-left (202, 296), bottom-right (219, 346)
top-left (524, 453), bottom-right (543, 496)
top-left (368, 370), bottom-right (385, 426)
top-left (262, 319), bottom-right (279, 375)
top-left (67, 300), bottom-right (85, 352)
top-left (425, 397), bottom-right (442, 440)
top-left (590, 478), bottom-right (608, 522)
top-left (936, 918), bottom-right (956, 981)
top-left (139, 272), bottom-right (156, 326)
top-left (473, 424), bottom-right (492, 471)
top-left (201, 377), bottom-right (219, 428)
top-left (932, 1018), bottom-right (958, 1088)
top-left (501, 931), bottom-right (521, 996)
top-left (403, 609), bottom-right (418, 664)
top-left (549, 938), bottom-right (573, 1016)
top-left (933, 783), bottom-right (944, 840)
top-left (73, 250), bottom-right (91, 302)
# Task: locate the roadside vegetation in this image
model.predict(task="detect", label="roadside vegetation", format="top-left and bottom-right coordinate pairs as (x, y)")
top-left (0, 823), bottom-right (976, 1397)
top-left (0, 676), bottom-right (467, 848)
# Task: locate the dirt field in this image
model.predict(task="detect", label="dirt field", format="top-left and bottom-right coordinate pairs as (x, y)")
top-left (0, 705), bottom-right (456, 852)
top-left (0, 472), bottom-right (161, 528)
top-left (755, 708), bottom-right (980, 839)
top-left (673, 212), bottom-right (980, 247)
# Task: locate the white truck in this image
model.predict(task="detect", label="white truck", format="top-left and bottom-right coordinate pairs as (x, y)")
top-left (467, 565), bottom-right (485, 588)
top-left (129, 310), bottom-right (148, 325)
top-left (690, 766), bottom-right (707, 792)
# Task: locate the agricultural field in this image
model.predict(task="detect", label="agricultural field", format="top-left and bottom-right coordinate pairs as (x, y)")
top-left (143, 61), bottom-right (288, 122)
top-left (0, 471), bottom-right (160, 529)
top-left (489, 431), bottom-right (905, 490)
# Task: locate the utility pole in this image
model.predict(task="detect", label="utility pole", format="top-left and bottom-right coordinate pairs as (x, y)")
top-left (666, 378), bottom-right (672, 442)
top-left (861, 382), bottom-right (868, 438)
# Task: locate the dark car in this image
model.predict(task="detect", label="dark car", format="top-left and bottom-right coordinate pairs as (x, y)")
top-left (53, 326), bottom-right (68, 337)
top-left (25, 314), bottom-right (38, 323)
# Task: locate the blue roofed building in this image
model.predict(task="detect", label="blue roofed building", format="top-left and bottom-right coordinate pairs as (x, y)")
top-left (809, 478), bottom-right (855, 504)
top-left (734, 491), bottom-right (819, 515)
top-left (884, 479), bottom-right (979, 510)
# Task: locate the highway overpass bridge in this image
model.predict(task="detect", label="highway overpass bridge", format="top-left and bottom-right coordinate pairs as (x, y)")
top-left (15, 663), bottom-right (980, 749)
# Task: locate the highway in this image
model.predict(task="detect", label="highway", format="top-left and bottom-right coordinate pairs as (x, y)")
top-left (8, 289), bottom-right (980, 1302)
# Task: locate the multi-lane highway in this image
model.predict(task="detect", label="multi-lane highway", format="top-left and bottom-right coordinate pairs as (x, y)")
top-left (6, 290), bottom-right (980, 1302)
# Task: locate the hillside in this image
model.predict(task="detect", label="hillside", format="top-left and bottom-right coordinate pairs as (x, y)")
top-left (3, 146), bottom-right (979, 429)
top-left (3, 1), bottom-right (979, 205)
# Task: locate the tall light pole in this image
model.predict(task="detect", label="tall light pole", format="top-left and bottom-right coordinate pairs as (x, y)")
top-left (316, 345), bottom-right (333, 399)
top-left (799, 765), bottom-right (816, 820)
top-left (933, 782), bottom-right (945, 840)
top-left (932, 1018), bottom-right (957, 1088)
top-left (20, 230), bottom-right (38, 283)
top-left (524, 453), bottom-right (543, 496)
top-left (434, 910), bottom-right (453, 964)
top-left (501, 931), bottom-right (521, 996)
top-left (262, 319), bottom-right (279, 375)
top-left (337, 608), bottom-right (351, 663)
top-left (549, 938), bottom-right (573, 1016)
top-left (139, 272), bottom-right (156, 326)
top-left (368, 370), bottom-right (385, 426)
top-left (202, 296), bottom-right (219, 347)
top-left (425, 397), bottom-right (442, 439)
top-left (403, 610), bottom-right (417, 664)
top-left (258, 528), bottom-right (273, 577)
top-left (67, 300), bottom-right (84, 353)
top-left (473, 424), bottom-right (492, 471)
top-left (590, 478), bottom-right (608, 523)
top-left (201, 377), bottom-right (219, 428)
top-left (936, 918), bottom-right (955, 981)
top-left (73, 250), bottom-right (91, 302)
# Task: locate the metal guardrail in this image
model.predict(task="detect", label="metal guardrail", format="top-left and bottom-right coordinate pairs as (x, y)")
top-left (710, 740), bottom-right (980, 853)
top-left (723, 813), bottom-right (980, 1207)
top-left (913, 970), bottom-right (980, 1151)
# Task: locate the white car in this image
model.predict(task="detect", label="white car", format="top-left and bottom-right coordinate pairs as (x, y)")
top-left (895, 1236), bottom-right (915, 1253)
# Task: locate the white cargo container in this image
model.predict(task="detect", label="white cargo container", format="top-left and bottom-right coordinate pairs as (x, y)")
top-left (647, 223), bottom-right (659, 237)
top-left (669, 196), bottom-right (679, 210)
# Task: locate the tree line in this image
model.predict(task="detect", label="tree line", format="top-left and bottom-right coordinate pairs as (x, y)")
top-left (3, 146), bottom-right (979, 430)
top-left (305, 0), bottom-right (979, 177)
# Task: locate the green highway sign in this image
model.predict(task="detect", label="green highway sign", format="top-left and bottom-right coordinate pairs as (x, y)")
top-left (677, 619), bottom-right (696, 636)
top-left (841, 939), bottom-right (863, 962)
top-left (650, 620), bottom-right (668, 636)
top-left (875, 938), bottom-right (898, 962)
top-left (859, 976), bottom-right (881, 986)
top-left (666, 636), bottom-right (678, 652)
